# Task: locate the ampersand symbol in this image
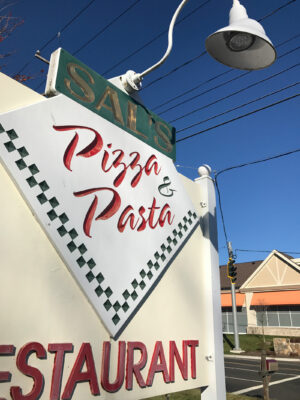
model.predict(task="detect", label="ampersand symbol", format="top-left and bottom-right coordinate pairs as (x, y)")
top-left (158, 176), bottom-right (176, 197)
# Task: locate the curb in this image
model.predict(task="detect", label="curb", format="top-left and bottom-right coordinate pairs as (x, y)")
top-left (225, 354), bottom-right (300, 363)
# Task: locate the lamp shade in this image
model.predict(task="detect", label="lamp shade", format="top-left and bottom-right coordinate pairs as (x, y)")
top-left (205, 0), bottom-right (276, 70)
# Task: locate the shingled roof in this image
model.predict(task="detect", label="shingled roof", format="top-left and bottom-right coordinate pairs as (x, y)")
top-left (220, 260), bottom-right (263, 290)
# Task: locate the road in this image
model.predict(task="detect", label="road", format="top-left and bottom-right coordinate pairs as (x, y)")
top-left (225, 356), bottom-right (300, 399)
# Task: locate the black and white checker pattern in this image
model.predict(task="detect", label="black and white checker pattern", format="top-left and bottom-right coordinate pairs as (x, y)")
top-left (0, 123), bottom-right (112, 307)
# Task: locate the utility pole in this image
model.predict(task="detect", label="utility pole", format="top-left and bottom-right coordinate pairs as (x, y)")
top-left (227, 242), bottom-right (241, 352)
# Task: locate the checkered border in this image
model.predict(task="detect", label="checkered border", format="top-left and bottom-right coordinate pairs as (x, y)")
top-left (0, 123), bottom-right (112, 306)
top-left (110, 210), bottom-right (198, 327)
top-left (0, 123), bottom-right (198, 330)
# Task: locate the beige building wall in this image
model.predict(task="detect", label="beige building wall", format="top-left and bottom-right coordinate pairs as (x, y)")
top-left (0, 72), bottom-right (45, 112)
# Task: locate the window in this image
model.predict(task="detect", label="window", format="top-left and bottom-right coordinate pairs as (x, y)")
top-left (253, 305), bottom-right (300, 327)
top-left (222, 307), bottom-right (247, 333)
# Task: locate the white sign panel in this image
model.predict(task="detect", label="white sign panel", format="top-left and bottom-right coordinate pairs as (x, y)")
top-left (0, 95), bottom-right (199, 338)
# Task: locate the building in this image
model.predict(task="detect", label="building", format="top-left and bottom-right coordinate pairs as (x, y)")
top-left (220, 250), bottom-right (300, 336)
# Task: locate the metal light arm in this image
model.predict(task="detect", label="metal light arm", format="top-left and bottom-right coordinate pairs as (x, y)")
top-left (140, 0), bottom-right (189, 78)
top-left (121, 0), bottom-right (190, 93)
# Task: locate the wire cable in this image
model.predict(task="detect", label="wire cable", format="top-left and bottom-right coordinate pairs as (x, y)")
top-left (236, 249), bottom-right (300, 255)
top-left (15, 0), bottom-right (98, 75)
top-left (171, 59), bottom-right (299, 123)
top-left (144, 51), bottom-right (207, 89)
top-left (73, 0), bottom-right (140, 56)
top-left (102, 0), bottom-right (211, 76)
top-left (40, 0), bottom-right (98, 52)
top-left (166, 47), bottom-right (300, 119)
top-left (176, 93), bottom-right (299, 143)
top-left (33, 0), bottom-right (141, 91)
top-left (214, 139), bottom-right (300, 251)
top-left (163, 69), bottom-right (250, 115)
top-left (176, 81), bottom-right (299, 133)
top-left (152, 32), bottom-right (300, 112)
top-left (152, 69), bottom-right (233, 111)
top-left (215, 177), bottom-right (229, 244)
top-left (215, 146), bottom-right (300, 178)
top-left (258, 0), bottom-right (297, 22)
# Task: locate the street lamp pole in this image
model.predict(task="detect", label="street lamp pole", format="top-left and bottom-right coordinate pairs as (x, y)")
top-left (118, 0), bottom-right (276, 95)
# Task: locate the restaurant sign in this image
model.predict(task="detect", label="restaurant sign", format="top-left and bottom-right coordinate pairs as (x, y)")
top-left (0, 92), bottom-right (199, 339)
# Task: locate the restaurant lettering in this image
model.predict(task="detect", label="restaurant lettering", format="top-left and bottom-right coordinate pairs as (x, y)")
top-left (0, 340), bottom-right (199, 399)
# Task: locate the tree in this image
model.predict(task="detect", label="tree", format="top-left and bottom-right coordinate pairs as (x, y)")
top-left (0, 1), bottom-right (44, 83)
top-left (0, 1), bottom-right (23, 70)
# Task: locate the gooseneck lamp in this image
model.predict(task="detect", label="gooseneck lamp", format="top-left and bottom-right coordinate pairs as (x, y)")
top-left (206, 0), bottom-right (277, 70)
top-left (120, 0), bottom-right (276, 94)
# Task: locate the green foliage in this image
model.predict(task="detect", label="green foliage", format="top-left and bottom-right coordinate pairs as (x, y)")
top-left (143, 389), bottom-right (201, 400)
top-left (223, 334), bottom-right (276, 354)
top-left (227, 395), bottom-right (260, 400)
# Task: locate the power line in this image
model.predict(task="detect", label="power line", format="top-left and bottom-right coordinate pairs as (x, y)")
top-left (215, 145), bottom-right (300, 248)
top-left (215, 177), bottom-right (229, 244)
top-left (33, 0), bottom-right (141, 91)
top-left (176, 81), bottom-right (299, 133)
top-left (272, 32), bottom-right (300, 49)
top-left (40, 0), bottom-right (98, 52)
top-left (152, 69), bottom-right (233, 111)
top-left (215, 139), bottom-right (300, 255)
top-left (177, 140), bottom-right (300, 176)
top-left (236, 249), bottom-right (300, 255)
top-left (180, 142), bottom-right (300, 248)
top-left (102, 0), bottom-right (211, 76)
top-left (176, 93), bottom-right (299, 143)
top-left (15, 0), bottom-right (98, 75)
top-left (163, 70), bottom-right (250, 115)
top-left (175, 164), bottom-right (197, 170)
top-left (215, 146), bottom-right (300, 178)
top-left (165, 46), bottom-right (300, 119)
top-left (73, 0), bottom-right (140, 56)
top-left (144, 51), bottom-right (207, 90)
top-left (152, 32), bottom-right (300, 112)
top-left (258, 0), bottom-right (297, 22)
top-left (171, 60), bottom-right (299, 123)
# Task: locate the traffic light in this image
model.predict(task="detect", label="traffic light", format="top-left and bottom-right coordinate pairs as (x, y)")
top-left (227, 257), bottom-right (237, 283)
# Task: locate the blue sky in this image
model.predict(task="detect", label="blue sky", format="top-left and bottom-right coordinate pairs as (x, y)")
top-left (1, 0), bottom-right (300, 265)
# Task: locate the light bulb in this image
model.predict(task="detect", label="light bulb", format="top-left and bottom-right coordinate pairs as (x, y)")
top-left (225, 32), bottom-right (256, 52)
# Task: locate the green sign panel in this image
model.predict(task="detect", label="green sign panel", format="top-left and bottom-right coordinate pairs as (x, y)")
top-left (46, 48), bottom-right (176, 160)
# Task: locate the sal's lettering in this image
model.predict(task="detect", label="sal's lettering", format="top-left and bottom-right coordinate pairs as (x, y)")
top-left (63, 62), bottom-right (174, 156)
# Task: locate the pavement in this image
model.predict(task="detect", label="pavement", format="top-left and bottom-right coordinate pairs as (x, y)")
top-left (225, 353), bottom-right (300, 363)
top-left (224, 355), bottom-right (300, 399)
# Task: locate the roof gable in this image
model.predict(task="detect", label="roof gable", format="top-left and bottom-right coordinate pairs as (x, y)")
top-left (240, 250), bottom-right (300, 292)
top-left (219, 260), bottom-right (262, 290)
